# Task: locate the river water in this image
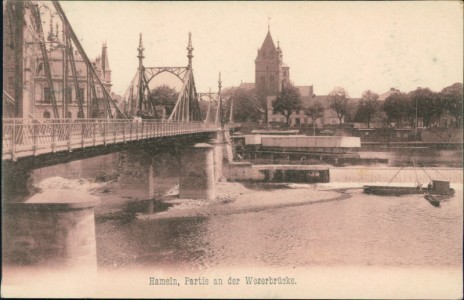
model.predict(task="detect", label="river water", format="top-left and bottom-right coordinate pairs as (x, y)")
top-left (7, 148), bottom-right (462, 297)
top-left (95, 186), bottom-right (462, 270)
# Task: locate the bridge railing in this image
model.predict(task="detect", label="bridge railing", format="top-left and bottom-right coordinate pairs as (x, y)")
top-left (3, 118), bottom-right (217, 160)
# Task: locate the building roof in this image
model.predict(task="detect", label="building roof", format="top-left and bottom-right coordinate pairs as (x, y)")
top-left (378, 88), bottom-right (400, 101)
top-left (296, 85), bottom-right (313, 97)
top-left (256, 30), bottom-right (280, 60)
top-left (260, 30), bottom-right (276, 52)
top-left (301, 95), bottom-right (330, 108)
top-left (238, 82), bottom-right (255, 91)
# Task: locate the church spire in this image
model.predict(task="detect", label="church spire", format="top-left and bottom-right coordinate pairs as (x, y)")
top-left (102, 41), bottom-right (110, 73)
top-left (47, 14), bottom-right (54, 41)
top-left (256, 29), bottom-right (277, 60)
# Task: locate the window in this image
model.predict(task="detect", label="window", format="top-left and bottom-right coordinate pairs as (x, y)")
top-left (66, 87), bottom-right (72, 103)
top-left (270, 75), bottom-right (274, 82)
top-left (78, 88), bottom-right (85, 103)
top-left (44, 87), bottom-right (51, 103)
top-left (43, 111), bottom-right (51, 118)
top-left (66, 111), bottom-right (72, 118)
top-left (8, 77), bottom-right (15, 90)
top-left (261, 75), bottom-right (265, 83)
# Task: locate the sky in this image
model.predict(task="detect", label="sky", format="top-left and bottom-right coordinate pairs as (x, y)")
top-left (58, 1), bottom-right (463, 98)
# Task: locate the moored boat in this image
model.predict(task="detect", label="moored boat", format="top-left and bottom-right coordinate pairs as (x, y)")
top-left (363, 180), bottom-right (455, 197)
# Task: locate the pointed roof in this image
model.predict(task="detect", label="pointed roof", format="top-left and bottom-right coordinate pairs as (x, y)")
top-left (260, 30), bottom-right (276, 52)
top-left (256, 30), bottom-right (279, 60)
top-left (102, 42), bottom-right (110, 71)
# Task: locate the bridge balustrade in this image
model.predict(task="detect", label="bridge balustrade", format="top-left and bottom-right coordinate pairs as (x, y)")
top-left (2, 118), bottom-right (217, 160)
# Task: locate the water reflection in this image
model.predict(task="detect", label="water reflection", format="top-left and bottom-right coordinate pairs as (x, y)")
top-left (25, 148), bottom-right (463, 272)
top-left (95, 187), bottom-right (462, 270)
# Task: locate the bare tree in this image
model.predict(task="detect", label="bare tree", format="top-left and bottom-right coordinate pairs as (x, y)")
top-left (304, 102), bottom-right (325, 135)
top-left (328, 87), bottom-right (349, 126)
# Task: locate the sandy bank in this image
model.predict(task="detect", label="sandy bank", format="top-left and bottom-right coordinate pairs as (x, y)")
top-left (137, 182), bottom-right (349, 220)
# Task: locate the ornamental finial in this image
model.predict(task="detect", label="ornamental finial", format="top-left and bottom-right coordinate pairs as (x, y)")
top-left (137, 33), bottom-right (145, 69)
top-left (218, 72), bottom-right (222, 91)
top-left (187, 32), bottom-right (194, 67)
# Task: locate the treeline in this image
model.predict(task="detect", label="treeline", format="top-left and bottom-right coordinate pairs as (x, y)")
top-left (229, 82), bottom-right (462, 129)
top-left (148, 83), bottom-right (462, 129)
top-left (322, 83), bottom-right (463, 128)
top-left (379, 83), bottom-right (463, 128)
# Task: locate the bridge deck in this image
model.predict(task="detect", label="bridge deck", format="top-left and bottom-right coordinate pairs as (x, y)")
top-left (2, 119), bottom-right (231, 160)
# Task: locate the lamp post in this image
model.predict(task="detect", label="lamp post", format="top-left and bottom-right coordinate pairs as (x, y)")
top-left (415, 98), bottom-right (418, 141)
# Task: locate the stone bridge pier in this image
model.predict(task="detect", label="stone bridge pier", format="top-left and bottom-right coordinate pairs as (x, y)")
top-left (121, 143), bottom-right (218, 201)
top-left (117, 146), bottom-right (218, 201)
top-left (120, 129), bottom-right (230, 201)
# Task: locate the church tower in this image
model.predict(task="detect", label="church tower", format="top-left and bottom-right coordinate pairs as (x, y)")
top-left (255, 28), bottom-right (290, 98)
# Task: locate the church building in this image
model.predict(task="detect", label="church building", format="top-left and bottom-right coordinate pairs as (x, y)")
top-left (239, 28), bottom-right (343, 127)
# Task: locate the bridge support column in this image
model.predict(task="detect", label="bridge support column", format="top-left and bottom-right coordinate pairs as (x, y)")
top-left (179, 143), bottom-right (215, 200)
top-left (210, 129), bottom-right (229, 182)
top-left (2, 162), bottom-right (35, 202)
top-left (118, 150), bottom-right (162, 200)
top-left (3, 190), bottom-right (99, 278)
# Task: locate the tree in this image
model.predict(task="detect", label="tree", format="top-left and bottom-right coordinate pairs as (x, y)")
top-left (150, 85), bottom-right (179, 116)
top-left (328, 87), bottom-right (349, 126)
top-left (355, 90), bottom-right (380, 128)
top-left (304, 102), bottom-right (325, 135)
top-left (407, 88), bottom-right (437, 127)
top-left (383, 92), bottom-right (409, 127)
top-left (272, 85), bottom-right (302, 126)
top-left (221, 87), bottom-right (263, 123)
top-left (440, 83), bottom-right (463, 127)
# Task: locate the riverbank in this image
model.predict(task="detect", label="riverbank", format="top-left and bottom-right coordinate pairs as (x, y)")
top-left (136, 182), bottom-right (350, 220)
top-left (31, 174), bottom-right (463, 220)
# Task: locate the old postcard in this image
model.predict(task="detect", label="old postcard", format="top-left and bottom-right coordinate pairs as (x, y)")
top-left (2, 1), bottom-right (463, 298)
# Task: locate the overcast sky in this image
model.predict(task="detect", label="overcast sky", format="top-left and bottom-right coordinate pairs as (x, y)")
top-left (59, 1), bottom-right (463, 97)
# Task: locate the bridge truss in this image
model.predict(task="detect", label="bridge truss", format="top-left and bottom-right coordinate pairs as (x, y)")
top-left (3, 0), bottom-right (125, 119)
top-left (51, 1), bottom-right (126, 119)
top-left (122, 33), bottom-right (207, 122)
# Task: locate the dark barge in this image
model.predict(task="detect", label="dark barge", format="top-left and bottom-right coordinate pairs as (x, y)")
top-left (363, 180), bottom-right (455, 197)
